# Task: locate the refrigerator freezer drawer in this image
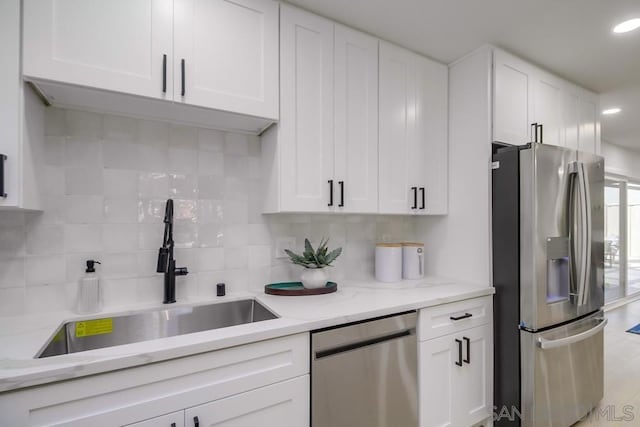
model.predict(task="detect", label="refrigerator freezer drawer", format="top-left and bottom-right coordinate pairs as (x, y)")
top-left (520, 311), bottom-right (605, 427)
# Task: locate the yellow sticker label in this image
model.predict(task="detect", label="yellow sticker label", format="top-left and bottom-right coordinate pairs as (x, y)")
top-left (75, 318), bottom-right (113, 338)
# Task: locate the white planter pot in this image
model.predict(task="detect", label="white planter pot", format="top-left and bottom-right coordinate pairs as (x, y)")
top-left (301, 268), bottom-right (328, 289)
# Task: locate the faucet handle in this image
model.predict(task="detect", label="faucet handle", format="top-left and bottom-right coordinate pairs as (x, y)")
top-left (175, 267), bottom-right (189, 276)
top-left (156, 248), bottom-right (169, 273)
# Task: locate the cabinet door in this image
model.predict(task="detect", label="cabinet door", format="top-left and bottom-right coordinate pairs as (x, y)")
top-left (278, 5), bottom-right (334, 212)
top-left (333, 25), bottom-right (379, 213)
top-left (125, 411), bottom-right (184, 427)
top-left (185, 375), bottom-right (309, 427)
top-left (562, 84), bottom-right (580, 151)
top-left (413, 55), bottom-right (448, 215)
top-left (379, 41), bottom-right (415, 214)
top-left (419, 335), bottom-right (458, 427)
top-left (533, 71), bottom-right (564, 147)
top-left (457, 324), bottom-right (493, 427)
top-left (420, 324), bottom-right (493, 427)
top-left (578, 90), bottom-right (600, 154)
top-left (493, 49), bottom-right (534, 145)
top-left (23, 0), bottom-right (173, 100)
top-left (0, 0), bottom-right (21, 208)
top-left (174, 0), bottom-right (278, 119)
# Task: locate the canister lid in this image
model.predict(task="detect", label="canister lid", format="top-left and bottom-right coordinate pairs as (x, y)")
top-left (401, 242), bottom-right (424, 247)
top-left (376, 243), bottom-right (402, 247)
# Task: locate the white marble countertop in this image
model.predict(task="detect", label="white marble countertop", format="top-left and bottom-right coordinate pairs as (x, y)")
top-left (0, 277), bottom-right (494, 393)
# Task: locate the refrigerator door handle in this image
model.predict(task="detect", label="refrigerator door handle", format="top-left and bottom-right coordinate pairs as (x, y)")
top-left (537, 318), bottom-right (607, 350)
top-left (578, 162), bottom-right (592, 306)
top-left (567, 162), bottom-right (580, 301)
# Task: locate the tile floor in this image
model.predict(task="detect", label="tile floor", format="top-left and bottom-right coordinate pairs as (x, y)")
top-left (575, 298), bottom-right (640, 425)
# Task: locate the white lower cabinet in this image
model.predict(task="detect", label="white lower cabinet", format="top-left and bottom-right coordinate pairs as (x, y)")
top-left (125, 376), bottom-right (309, 427)
top-left (125, 411), bottom-right (185, 427)
top-left (0, 334), bottom-right (309, 427)
top-left (184, 376), bottom-right (308, 427)
top-left (419, 301), bottom-right (493, 427)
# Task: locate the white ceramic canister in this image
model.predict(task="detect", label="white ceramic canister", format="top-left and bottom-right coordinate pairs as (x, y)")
top-left (375, 243), bottom-right (403, 282)
top-left (402, 242), bottom-right (424, 280)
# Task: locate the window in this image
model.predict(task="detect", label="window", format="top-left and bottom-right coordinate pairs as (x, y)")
top-left (605, 180), bottom-right (623, 302)
top-left (604, 177), bottom-right (640, 304)
top-left (627, 183), bottom-right (640, 296)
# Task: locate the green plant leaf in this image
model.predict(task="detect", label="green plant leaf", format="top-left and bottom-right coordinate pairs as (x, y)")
top-left (324, 247), bottom-right (343, 265)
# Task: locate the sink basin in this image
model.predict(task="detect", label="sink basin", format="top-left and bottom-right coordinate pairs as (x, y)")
top-left (36, 299), bottom-right (278, 358)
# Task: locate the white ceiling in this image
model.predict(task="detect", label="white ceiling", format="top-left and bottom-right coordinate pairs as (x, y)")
top-left (286, 0), bottom-right (640, 150)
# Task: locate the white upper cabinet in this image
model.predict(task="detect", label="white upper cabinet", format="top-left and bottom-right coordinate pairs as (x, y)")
top-left (174, 0), bottom-right (278, 119)
top-left (23, 0), bottom-right (174, 101)
top-left (263, 6), bottom-right (383, 214)
top-left (533, 71), bottom-right (564, 147)
top-left (493, 48), bottom-right (600, 154)
top-left (379, 41), bottom-right (415, 214)
top-left (276, 4), bottom-right (334, 213)
top-left (414, 55), bottom-right (448, 215)
top-left (22, 0), bottom-right (279, 132)
top-left (333, 25), bottom-right (379, 213)
top-left (562, 84), bottom-right (581, 151)
top-left (493, 49), bottom-right (534, 145)
top-left (379, 42), bottom-right (448, 215)
top-left (0, 0), bottom-right (45, 211)
top-left (578, 90), bottom-right (600, 154)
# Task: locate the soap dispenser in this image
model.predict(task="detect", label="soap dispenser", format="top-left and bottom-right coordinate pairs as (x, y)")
top-left (76, 260), bottom-right (102, 314)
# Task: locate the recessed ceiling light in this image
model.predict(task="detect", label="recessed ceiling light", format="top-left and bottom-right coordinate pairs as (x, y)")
top-left (613, 18), bottom-right (640, 33)
top-left (602, 108), bottom-right (621, 115)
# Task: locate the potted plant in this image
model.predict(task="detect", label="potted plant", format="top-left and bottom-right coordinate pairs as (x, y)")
top-left (285, 238), bottom-right (342, 289)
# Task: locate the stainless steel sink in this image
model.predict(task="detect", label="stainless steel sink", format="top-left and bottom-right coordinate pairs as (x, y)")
top-left (36, 299), bottom-right (278, 358)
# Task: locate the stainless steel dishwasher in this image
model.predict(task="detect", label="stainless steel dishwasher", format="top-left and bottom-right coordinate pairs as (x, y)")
top-left (311, 311), bottom-right (418, 427)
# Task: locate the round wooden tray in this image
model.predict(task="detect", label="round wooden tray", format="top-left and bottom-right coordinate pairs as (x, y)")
top-left (264, 281), bottom-right (337, 296)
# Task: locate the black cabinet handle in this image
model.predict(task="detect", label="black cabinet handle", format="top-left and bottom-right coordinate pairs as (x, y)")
top-left (419, 187), bottom-right (425, 210)
top-left (531, 123), bottom-right (538, 142)
top-left (538, 124), bottom-right (543, 144)
top-left (181, 59), bottom-right (186, 97)
top-left (463, 336), bottom-right (470, 364)
top-left (450, 313), bottom-right (472, 321)
top-left (193, 416), bottom-right (199, 427)
top-left (338, 181), bottom-right (344, 207)
top-left (0, 154), bottom-right (6, 198)
top-left (455, 339), bottom-right (463, 366)
top-left (171, 423), bottom-right (176, 427)
top-left (162, 54), bottom-right (167, 93)
top-left (328, 180), bottom-right (334, 206)
top-left (411, 187), bottom-right (417, 209)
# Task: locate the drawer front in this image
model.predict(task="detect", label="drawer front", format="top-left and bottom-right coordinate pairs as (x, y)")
top-left (418, 296), bottom-right (492, 341)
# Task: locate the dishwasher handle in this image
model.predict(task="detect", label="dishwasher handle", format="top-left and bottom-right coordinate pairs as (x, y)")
top-left (314, 329), bottom-right (414, 360)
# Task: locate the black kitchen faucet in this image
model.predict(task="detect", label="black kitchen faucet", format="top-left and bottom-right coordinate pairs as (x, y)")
top-left (156, 199), bottom-right (188, 303)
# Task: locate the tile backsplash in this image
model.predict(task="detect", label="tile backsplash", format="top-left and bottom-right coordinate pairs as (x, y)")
top-left (0, 108), bottom-right (416, 316)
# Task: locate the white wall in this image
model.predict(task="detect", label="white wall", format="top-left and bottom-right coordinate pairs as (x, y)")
top-left (415, 47), bottom-right (493, 286)
top-left (601, 140), bottom-right (640, 180)
top-left (0, 108), bottom-right (416, 317)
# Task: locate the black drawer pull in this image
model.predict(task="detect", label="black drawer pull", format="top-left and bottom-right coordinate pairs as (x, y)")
top-left (328, 180), bottom-right (334, 206)
top-left (450, 313), bottom-right (472, 321)
top-left (455, 338), bottom-right (463, 367)
top-left (181, 59), bottom-right (186, 97)
top-left (162, 54), bottom-right (167, 93)
top-left (194, 416), bottom-right (199, 427)
top-left (0, 154), bottom-right (6, 198)
top-left (419, 187), bottom-right (425, 209)
top-left (171, 423), bottom-right (176, 427)
top-left (411, 187), bottom-right (417, 209)
top-left (338, 181), bottom-right (344, 207)
top-left (463, 336), bottom-right (470, 364)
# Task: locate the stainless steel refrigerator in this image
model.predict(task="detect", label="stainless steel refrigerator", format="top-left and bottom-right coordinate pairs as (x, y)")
top-left (492, 143), bottom-right (607, 426)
